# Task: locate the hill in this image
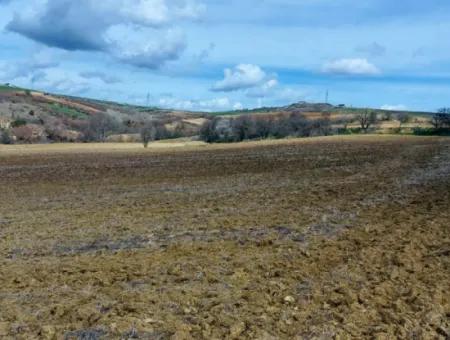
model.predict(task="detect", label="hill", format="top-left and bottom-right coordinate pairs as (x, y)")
top-left (0, 85), bottom-right (209, 143)
top-left (0, 84), bottom-right (439, 144)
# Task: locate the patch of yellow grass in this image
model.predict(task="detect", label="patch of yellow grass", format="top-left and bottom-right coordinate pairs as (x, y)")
top-left (0, 134), bottom-right (440, 157)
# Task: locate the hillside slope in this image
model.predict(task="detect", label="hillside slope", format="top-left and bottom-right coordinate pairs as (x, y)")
top-left (0, 85), bottom-right (436, 144)
top-left (0, 86), bottom-right (206, 143)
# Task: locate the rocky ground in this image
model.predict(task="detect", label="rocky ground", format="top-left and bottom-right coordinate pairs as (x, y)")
top-left (0, 136), bottom-right (448, 339)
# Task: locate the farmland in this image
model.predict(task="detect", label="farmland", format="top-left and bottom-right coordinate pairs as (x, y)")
top-left (0, 135), bottom-right (449, 339)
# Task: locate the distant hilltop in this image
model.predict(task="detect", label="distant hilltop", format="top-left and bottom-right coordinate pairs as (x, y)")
top-left (0, 85), bottom-right (447, 145)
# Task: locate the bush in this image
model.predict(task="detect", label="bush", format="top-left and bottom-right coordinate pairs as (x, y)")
top-left (0, 129), bottom-right (12, 144)
top-left (200, 112), bottom-right (333, 143)
top-left (200, 117), bottom-right (221, 143)
top-left (80, 113), bottom-right (120, 142)
top-left (232, 115), bottom-right (257, 141)
top-left (11, 119), bottom-right (27, 128)
top-left (413, 127), bottom-right (450, 136)
top-left (140, 122), bottom-right (156, 148)
top-left (12, 125), bottom-right (34, 143)
top-left (397, 112), bottom-right (410, 128)
top-left (337, 128), bottom-right (362, 135)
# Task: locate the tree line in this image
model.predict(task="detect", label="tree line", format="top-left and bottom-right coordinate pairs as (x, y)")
top-left (200, 112), bottom-right (334, 143)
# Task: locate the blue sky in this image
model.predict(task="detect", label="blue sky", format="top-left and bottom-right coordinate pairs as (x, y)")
top-left (0, 0), bottom-right (449, 112)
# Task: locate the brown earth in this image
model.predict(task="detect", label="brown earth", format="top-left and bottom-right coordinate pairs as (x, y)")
top-left (0, 136), bottom-right (449, 339)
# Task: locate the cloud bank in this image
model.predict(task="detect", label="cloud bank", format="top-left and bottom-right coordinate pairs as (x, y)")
top-left (322, 58), bottom-right (380, 76)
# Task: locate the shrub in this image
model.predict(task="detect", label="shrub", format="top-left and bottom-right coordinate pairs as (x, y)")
top-left (397, 112), bottom-right (410, 128)
top-left (200, 117), bottom-right (221, 143)
top-left (11, 119), bottom-right (27, 128)
top-left (80, 113), bottom-right (120, 142)
top-left (232, 115), bottom-right (256, 141)
top-left (0, 128), bottom-right (12, 144)
top-left (140, 122), bottom-right (156, 148)
top-left (12, 125), bottom-right (34, 143)
top-left (200, 112), bottom-right (332, 143)
top-left (413, 127), bottom-right (450, 136)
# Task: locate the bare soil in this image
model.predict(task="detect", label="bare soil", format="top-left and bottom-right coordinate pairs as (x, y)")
top-left (0, 136), bottom-right (449, 339)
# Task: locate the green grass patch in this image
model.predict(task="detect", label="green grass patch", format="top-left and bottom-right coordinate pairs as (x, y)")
top-left (48, 103), bottom-right (88, 119)
top-left (0, 85), bottom-right (24, 93)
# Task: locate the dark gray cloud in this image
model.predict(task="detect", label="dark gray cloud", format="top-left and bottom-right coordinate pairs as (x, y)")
top-left (7, 0), bottom-right (108, 51)
top-left (6, 0), bottom-right (204, 68)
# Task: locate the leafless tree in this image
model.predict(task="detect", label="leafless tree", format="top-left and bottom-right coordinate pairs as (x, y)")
top-left (232, 115), bottom-right (256, 141)
top-left (140, 122), bottom-right (156, 148)
top-left (317, 111), bottom-right (332, 136)
top-left (357, 110), bottom-right (373, 132)
top-left (12, 125), bottom-right (34, 143)
top-left (200, 118), bottom-right (220, 143)
top-left (431, 109), bottom-right (450, 129)
top-left (397, 112), bottom-right (410, 128)
top-left (82, 113), bottom-right (119, 141)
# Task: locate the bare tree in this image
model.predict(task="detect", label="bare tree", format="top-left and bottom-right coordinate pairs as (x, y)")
top-left (397, 112), bottom-right (410, 128)
top-left (432, 109), bottom-right (450, 129)
top-left (82, 113), bottom-right (119, 141)
top-left (232, 115), bottom-right (256, 141)
top-left (200, 117), bottom-right (221, 143)
top-left (384, 111), bottom-right (393, 121)
top-left (254, 117), bottom-right (272, 139)
top-left (12, 125), bottom-right (34, 143)
top-left (140, 121), bottom-right (156, 148)
top-left (357, 110), bottom-right (372, 132)
top-left (317, 111), bottom-right (332, 136)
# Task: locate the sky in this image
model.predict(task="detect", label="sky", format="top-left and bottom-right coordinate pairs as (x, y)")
top-left (0, 0), bottom-right (449, 112)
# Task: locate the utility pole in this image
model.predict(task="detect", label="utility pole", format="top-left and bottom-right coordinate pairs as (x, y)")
top-left (325, 90), bottom-right (329, 104)
top-left (146, 93), bottom-right (150, 107)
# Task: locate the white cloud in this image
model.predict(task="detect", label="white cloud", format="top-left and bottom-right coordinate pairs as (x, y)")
top-left (212, 64), bottom-right (275, 92)
top-left (0, 49), bottom-right (60, 81)
top-left (246, 78), bottom-right (279, 98)
top-left (106, 26), bottom-right (186, 69)
top-left (158, 95), bottom-right (241, 112)
top-left (79, 71), bottom-right (121, 84)
top-left (114, 0), bottom-right (205, 27)
top-left (381, 104), bottom-right (408, 111)
top-left (322, 58), bottom-right (380, 76)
